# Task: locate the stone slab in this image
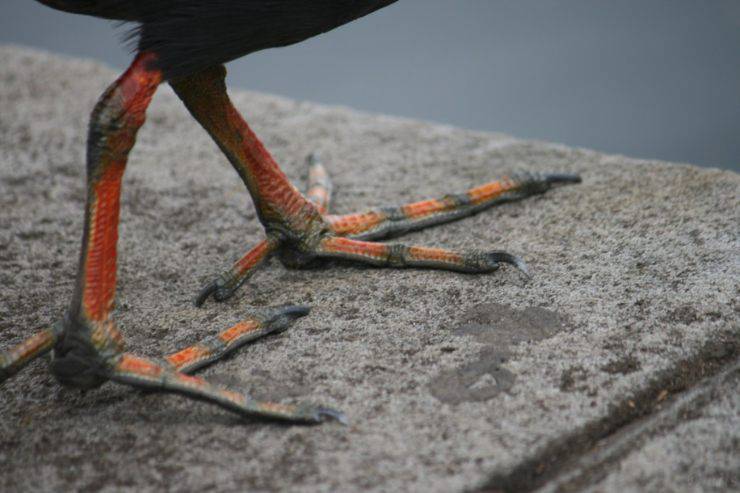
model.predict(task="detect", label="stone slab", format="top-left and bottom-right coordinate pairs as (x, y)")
top-left (0, 46), bottom-right (738, 492)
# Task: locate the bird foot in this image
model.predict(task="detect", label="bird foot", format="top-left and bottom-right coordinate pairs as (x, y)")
top-left (1, 305), bottom-right (346, 423)
top-left (195, 155), bottom-right (578, 305)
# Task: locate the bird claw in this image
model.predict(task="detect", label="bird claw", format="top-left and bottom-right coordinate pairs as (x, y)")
top-left (317, 407), bottom-right (349, 425)
top-left (259, 305), bottom-right (311, 333)
top-left (543, 173), bottom-right (582, 185)
top-left (194, 276), bottom-right (237, 306)
top-left (487, 251), bottom-right (530, 278)
top-left (297, 404), bottom-right (348, 425)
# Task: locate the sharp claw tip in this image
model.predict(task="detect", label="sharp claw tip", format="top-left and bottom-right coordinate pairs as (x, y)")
top-left (545, 173), bottom-right (581, 184)
top-left (488, 251), bottom-right (530, 277)
top-left (511, 257), bottom-right (531, 277)
top-left (263, 305), bottom-right (311, 331)
top-left (281, 304), bottom-right (311, 318)
top-left (194, 281), bottom-right (219, 307)
top-left (195, 281), bottom-right (229, 306)
top-left (317, 408), bottom-right (348, 425)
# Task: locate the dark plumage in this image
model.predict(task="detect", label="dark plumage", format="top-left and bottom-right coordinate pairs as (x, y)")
top-left (37, 0), bottom-right (398, 79)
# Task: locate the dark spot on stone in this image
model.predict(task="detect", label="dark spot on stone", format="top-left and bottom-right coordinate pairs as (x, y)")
top-left (559, 365), bottom-right (588, 392)
top-left (688, 228), bottom-right (705, 246)
top-left (430, 348), bottom-right (515, 404)
top-left (363, 364), bottom-right (392, 374)
top-left (54, 164), bottom-right (80, 178)
top-left (703, 339), bottom-right (736, 361)
top-left (430, 303), bottom-right (570, 404)
top-left (456, 303), bottom-right (569, 348)
top-left (152, 269), bottom-right (178, 282)
top-left (17, 230), bottom-right (46, 241)
top-left (601, 355), bottom-right (641, 375)
top-left (342, 306), bottom-right (361, 320)
top-left (661, 304), bottom-right (701, 325)
top-left (272, 434), bottom-right (319, 485)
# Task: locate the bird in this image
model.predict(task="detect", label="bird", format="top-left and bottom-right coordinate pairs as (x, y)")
top-left (0, 1), bottom-right (580, 424)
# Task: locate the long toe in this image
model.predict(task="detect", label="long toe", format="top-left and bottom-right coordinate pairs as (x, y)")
top-left (194, 239), bottom-right (279, 307)
top-left (544, 173), bottom-right (582, 185)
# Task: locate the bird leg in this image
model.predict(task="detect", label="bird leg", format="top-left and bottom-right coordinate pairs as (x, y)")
top-left (194, 154), bottom-right (333, 306)
top-left (172, 65), bottom-right (580, 304)
top-left (195, 238), bottom-right (278, 306)
top-left (1, 53), bottom-right (342, 424)
top-left (170, 65), bottom-right (327, 244)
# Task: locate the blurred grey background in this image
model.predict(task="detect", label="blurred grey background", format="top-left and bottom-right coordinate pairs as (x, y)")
top-left (1, 0), bottom-right (738, 171)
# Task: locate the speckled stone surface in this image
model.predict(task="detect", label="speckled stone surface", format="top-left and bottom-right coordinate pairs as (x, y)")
top-left (0, 46), bottom-right (737, 492)
top-left (583, 363), bottom-right (739, 493)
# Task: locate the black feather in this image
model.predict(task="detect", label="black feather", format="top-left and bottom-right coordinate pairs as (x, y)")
top-left (36, 0), bottom-right (397, 80)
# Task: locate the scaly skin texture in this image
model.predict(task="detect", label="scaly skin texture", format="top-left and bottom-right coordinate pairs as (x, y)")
top-left (79, 53), bottom-right (164, 321)
top-left (170, 66), bottom-right (326, 240)
top-left (0, 56), bottom-right (579, 425)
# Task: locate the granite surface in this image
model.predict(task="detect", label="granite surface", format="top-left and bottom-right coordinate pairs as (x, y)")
top-left (0, 46), bottom-right (737, 492)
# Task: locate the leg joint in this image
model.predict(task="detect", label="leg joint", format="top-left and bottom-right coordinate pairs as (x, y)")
top-left (86, 53), bottom-right (162, 171)
top-left (386, 243), bottom-right (409, 267)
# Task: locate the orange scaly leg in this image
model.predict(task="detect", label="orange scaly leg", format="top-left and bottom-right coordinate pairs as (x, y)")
top-left (48, 52), bottom-right (162, 389)
top-left (170, 66), bottom-right (325, 240)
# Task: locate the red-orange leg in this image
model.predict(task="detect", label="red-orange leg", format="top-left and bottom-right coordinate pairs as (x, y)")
top-left (43, 53), bottom-right (163, 389)
top-left (164, 65), bottom-right (579, 310)
top-left (316, 236), bottom-right (528, 274)
top-left (170, 66), bottom-right (325, 236)
top-left (16, 55), bottom-right (343, 423)
top-left (328, 173), bottom-right (581, 240)
top-left (193, 158), bottom-right (580, 304)
top-left (70, 54), bottom-right (163, 324)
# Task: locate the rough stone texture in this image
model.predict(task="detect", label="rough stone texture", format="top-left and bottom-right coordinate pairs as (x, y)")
top-left (583, 363), bottom-right (740, 493)
top-left (0, 46), bottom-right (738, 492)
top-left (536, 361), bottom-right (740, 493)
